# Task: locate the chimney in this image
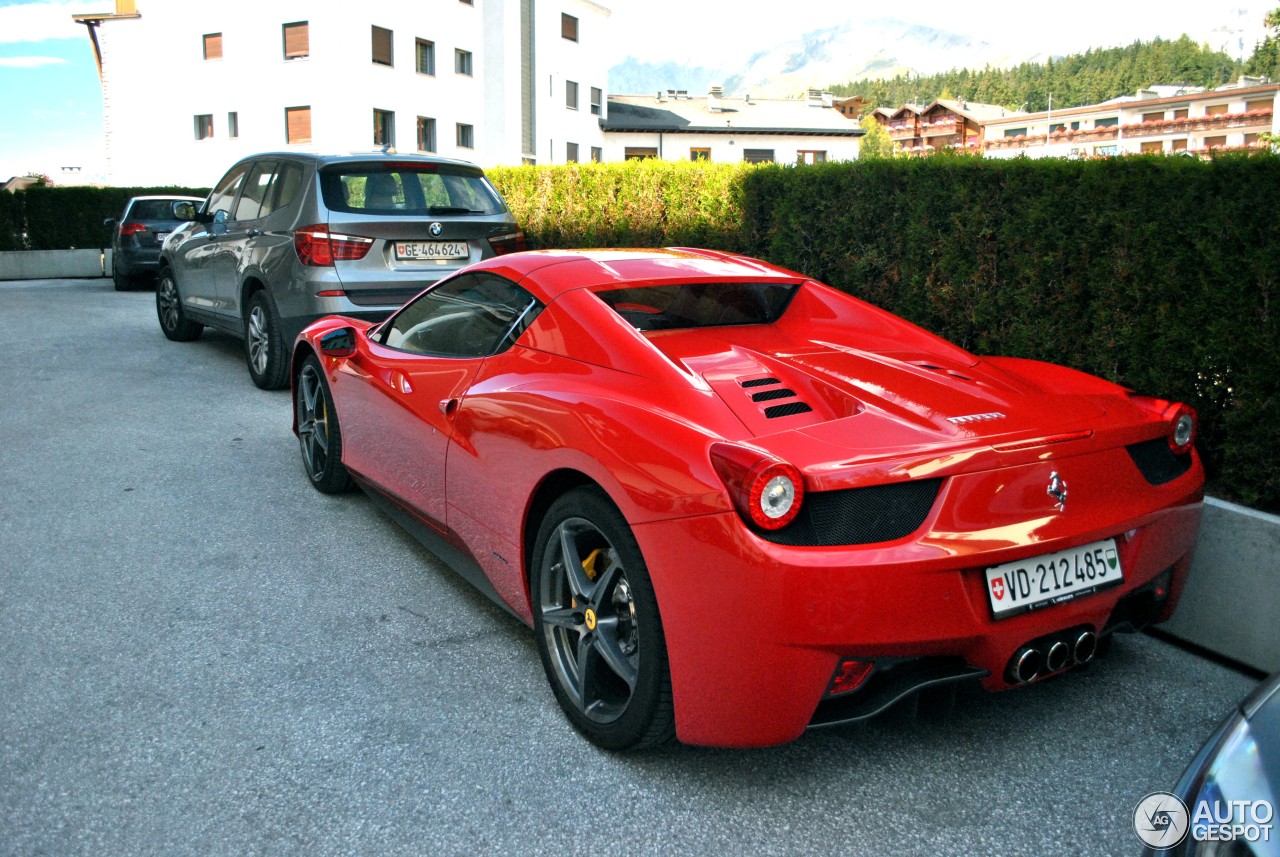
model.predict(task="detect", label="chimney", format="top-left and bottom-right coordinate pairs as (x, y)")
top-left (807, 88), bottom-right (823, 107)
top-left (656, 90), bottom-right (664, 102)
top-left (708, 84), bottom-right (724, 112)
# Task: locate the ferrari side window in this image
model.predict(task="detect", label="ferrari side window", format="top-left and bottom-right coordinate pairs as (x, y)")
top-left (379, 272), bottom-right (541, 358)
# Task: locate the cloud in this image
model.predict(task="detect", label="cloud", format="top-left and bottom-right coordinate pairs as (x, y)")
top-left (0, 1), bottom-right (106, 44)
top-left (0, 55), bottom-right (68, 67)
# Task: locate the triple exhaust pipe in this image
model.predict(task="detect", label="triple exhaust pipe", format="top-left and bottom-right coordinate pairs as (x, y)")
top-left (1007, 630), bottom-right (1098, 685)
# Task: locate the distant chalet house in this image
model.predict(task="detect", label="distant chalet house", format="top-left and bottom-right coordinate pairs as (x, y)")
top-left (884, 100), bottom-right (1020, 154)
top-left (982, 78), bottom-right (1280, 159)
top-left (602, 88), bottom-right (864, 164)
top-left (833, 95), bottom-right (866, 119)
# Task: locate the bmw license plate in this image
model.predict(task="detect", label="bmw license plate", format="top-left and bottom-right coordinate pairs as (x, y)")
top-left (985, 538), bottom-right (1123, 619)
top-left (394, 241), bottom-right (467, 260)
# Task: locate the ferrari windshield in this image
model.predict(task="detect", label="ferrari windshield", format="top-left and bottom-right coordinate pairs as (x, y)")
top-left (595, 281), bottom-right (797, 330)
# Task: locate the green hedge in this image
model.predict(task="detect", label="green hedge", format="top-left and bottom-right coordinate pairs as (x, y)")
top-left (5, 185), bottom-right (208, 251)
top-left (489, 155), bottom-right (1280, 512)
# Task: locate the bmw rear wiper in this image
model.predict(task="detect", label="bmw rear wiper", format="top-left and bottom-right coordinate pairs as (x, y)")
top-left (427, 206), bottom-right (485, 215)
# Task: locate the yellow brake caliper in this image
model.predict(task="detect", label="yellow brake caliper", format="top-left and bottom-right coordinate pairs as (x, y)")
top-left (571, 548), bottom-right (605, 613)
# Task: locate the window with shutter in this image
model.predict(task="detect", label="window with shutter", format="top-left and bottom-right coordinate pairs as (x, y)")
top-left (283, 22), bottom-right (309, 60)
top-left (372, 25), bottom-right (393, 66)
top-left (203, 33), bottom-right (222, 61)
top-left (286, 106), bottom-right (311, 144)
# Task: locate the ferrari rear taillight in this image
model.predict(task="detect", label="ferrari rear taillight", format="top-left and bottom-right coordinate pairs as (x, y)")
top-left (294, 224), bottom-right (375, 267)
top-left (118, 222), bottom-right (148, 237)
top-left (488, 229), bottom-right (526, 256)
top-left (709, 443), bottom-right (805, 531)
top-left (1165, 402), bottom-right (1197, 455)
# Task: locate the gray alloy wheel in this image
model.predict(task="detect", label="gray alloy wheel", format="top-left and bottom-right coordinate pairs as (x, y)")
top-left (155, 267), bottom-right (202, 341)
top-left (244, 291), bottom-right (289, 389)
top-left (294, 356), bottom-right (352, 494)
top-left (532, 488), bottom-right (674, 750)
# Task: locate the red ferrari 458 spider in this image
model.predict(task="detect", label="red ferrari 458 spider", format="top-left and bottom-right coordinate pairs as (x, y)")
top-left (291, 248), bottom-right (1203, 750)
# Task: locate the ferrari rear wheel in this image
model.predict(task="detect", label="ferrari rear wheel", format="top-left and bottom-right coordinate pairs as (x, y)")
top-left (295, 355), bottom-right (352, 494)
top-left (531, 488), bottom-right (674, 751)
top-left (156, 267), bottom-right (202, 341)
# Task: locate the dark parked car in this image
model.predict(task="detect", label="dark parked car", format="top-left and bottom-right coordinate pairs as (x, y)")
top-left (105, 195), bottom-right (203, 291)
top-left (1141, 670), bottom-right (1280, 855)
top-left (156, 152), bottom-right (524, 389)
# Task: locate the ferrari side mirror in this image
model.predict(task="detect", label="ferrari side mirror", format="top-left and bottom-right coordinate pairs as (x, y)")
top-left (319, 327), bottom-right (356, 358)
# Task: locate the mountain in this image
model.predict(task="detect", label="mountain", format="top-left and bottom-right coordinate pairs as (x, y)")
top-left (607, 8), bottom-right (1268, 100)
top-left (609, 17), bottom-right (1030, 98)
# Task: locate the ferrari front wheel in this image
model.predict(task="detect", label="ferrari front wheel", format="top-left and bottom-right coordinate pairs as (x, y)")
top-left (531, 488), bottom-right (674, 751)
top-left (295, 355), bottom-right (352, 494)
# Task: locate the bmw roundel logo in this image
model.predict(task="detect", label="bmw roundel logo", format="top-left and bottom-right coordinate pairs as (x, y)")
top-left (429, 222), bottom-right (444, 237)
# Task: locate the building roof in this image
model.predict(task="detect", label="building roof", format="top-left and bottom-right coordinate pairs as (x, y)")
top-left (931, 99), bottom-right (1024, 123)
top-left (605, 93), bottom-right (863, 137)
top-left (984, 79), bottom-right (1280, 128)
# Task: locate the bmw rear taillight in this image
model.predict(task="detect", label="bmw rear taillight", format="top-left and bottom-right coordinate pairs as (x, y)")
top-left (294, 224), bottom-right (375, 267)
top-left (709, 442), bottom-right (805, 531)
top-left (119, 222), bottom-right (148, 237)
top-left (1165, 402), bottom-right (1197, 455)
top-left (488, 229), bottom-right (526, 256)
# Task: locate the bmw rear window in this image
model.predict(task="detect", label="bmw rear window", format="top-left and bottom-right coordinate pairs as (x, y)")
top-left (595, 282), bottom-right (798, 330)
top-left (319, 162), bottom-right (507, 216)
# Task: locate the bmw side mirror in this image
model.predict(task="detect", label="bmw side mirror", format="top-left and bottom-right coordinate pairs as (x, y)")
top-left (319, 327), bottom-right (357, 358)
top-left (173, 201), bottom-right (197, 221)
top-left (103, 217), bottom-right (117, 228)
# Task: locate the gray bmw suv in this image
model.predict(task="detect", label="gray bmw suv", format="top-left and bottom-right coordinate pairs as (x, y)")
top-left (156, 152), bottom-right (524, 389)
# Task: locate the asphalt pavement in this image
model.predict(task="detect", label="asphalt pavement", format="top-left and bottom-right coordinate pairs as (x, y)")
top-left (0, 278), bottom-right (1261, 856)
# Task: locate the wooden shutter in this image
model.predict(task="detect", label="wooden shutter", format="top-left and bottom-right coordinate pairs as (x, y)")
top-left (203, 33), bottom-right (222, 60)
top-left (286, 107), bottom-right (311, 144)
top-left (283, 22), bottom-right (309, 59)
top-left (372, 26), bottom-right (393, 66)
top-left (561, 13), bottom-right (578, 41)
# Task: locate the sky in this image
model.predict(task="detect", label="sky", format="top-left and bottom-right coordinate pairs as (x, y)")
top-left (0, 0), bottom-right (1274, 183)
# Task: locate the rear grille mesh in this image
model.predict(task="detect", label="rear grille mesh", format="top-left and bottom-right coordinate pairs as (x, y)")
top-left (761, 478), bottom-right (944, 546)
top-left (763, 402), bottom-right (814, 419)
top-left (751, 388), bottom-right (796, 402)
top-left (1126, 438), bottom-right (1192, 486)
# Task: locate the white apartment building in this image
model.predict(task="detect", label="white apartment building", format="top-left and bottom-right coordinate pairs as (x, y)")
top-left (982, 78), bottom-right (1280, 160)
top-left (74, 0), bottom-right (611, 186)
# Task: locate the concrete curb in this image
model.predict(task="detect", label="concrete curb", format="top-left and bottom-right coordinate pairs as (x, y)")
top-left (1160, 497), bottom-right (1280, 673)
top-left (0, 249), bottom-right (110, 279)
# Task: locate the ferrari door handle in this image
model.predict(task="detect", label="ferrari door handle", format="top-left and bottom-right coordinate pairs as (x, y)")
top-left (439, 398), bottom-right (458, 416)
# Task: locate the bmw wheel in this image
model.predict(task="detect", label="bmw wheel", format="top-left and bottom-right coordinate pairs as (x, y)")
top-left (155, 266), bottom-right (202, 341)
top-left (531, 488), bottom-right (674, 751)
top-left (294, 355), bottom-right (352, 494)
top-left (245, 291), bottom-right (288, 390)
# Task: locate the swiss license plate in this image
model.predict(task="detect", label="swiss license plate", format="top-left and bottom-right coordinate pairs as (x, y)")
top-left (394, 241), bottom-right (467, 260)
top-left (985, 538), bottom-right (1123, 619)
top-left (154, 232), bottom-right (169, 243)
